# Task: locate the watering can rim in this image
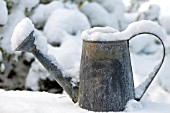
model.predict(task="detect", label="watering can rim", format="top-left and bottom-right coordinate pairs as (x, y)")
top-left (82, 39), bottom-right (128, 43)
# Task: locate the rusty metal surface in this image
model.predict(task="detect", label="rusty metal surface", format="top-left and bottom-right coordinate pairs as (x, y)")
top-left (79, 40), bottom-right (135, 111)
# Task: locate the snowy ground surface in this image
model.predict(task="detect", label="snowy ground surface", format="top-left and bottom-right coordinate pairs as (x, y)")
top-left (0, 89), bottom-right (170, 113)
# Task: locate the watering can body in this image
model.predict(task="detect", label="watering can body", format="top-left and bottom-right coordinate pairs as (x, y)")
top-left (79, 40), bottom-right (134, 111)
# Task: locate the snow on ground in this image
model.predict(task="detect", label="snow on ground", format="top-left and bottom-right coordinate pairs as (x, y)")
top-left (0, 89), bottom-right (170, 113)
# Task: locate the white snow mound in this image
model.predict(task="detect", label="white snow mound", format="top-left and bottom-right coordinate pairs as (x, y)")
top-left (0, 0), bottom-right (8, 25)
top-left (11, 17), bottom-right (35, 51)
top-left (82, 20), bottom-right (166, 41)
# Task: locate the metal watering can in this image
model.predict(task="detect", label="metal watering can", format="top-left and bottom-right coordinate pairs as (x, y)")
top-left (14, 21), bottom-right (165, 112)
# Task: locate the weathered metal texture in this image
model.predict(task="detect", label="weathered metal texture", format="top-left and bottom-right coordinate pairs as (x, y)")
top-left (15, 31), bottom-right (79, 103)
top-left (78, 40), bottom-right (135, 111)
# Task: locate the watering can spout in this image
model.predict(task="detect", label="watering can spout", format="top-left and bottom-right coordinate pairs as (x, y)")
top-left (15, 31), bottom-right (79, 103)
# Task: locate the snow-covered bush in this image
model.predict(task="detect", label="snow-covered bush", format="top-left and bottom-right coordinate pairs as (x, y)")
top-left (137, 4), bottom-right (160, 21)
top-left (0, 0), bottom-right (8, 25)
top-left (30, 1), bottom-right (64, 29)
top-left (80, 2), bottom-right (119, 28)
top-left (44, 8), bottom-right (90, 44)
top-left (159, 16), bottom-right (170, 34)
top-left (127, 0), bottom-right (149, 12)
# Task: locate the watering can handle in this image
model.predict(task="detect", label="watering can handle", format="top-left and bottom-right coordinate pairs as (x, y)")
top-left (128, 32), bottom-right (166, 101)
